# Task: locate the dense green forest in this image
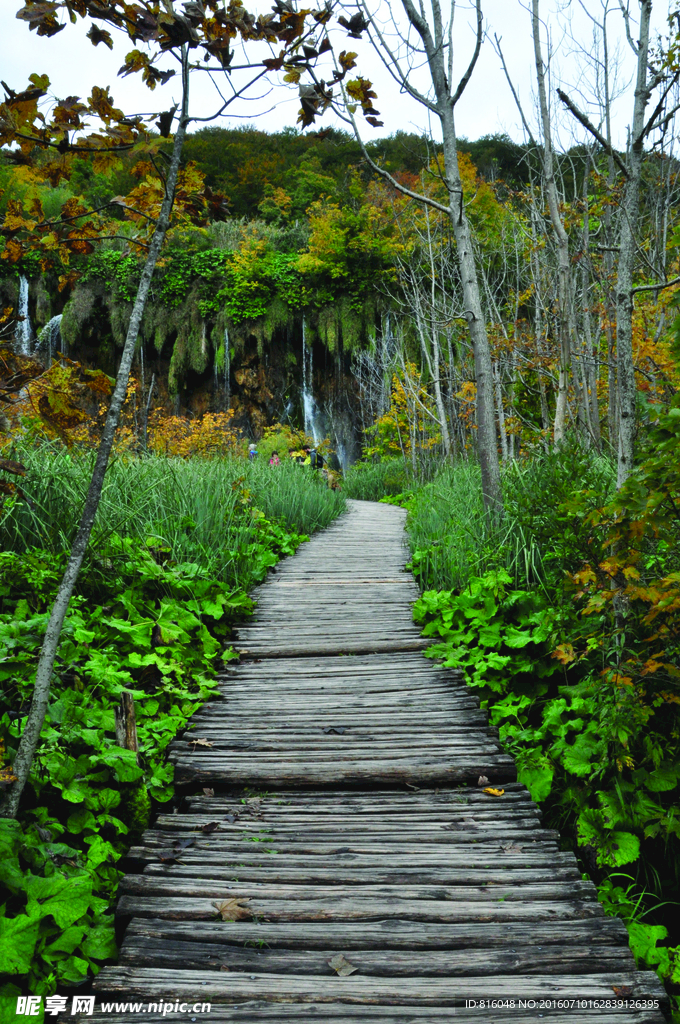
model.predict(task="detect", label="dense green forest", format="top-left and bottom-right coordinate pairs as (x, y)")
top-left (2, 0), bottom-right (680, 1017)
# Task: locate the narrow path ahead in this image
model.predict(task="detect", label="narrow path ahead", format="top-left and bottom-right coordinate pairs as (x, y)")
top-left (93, 500), bottom-right (666, 1023)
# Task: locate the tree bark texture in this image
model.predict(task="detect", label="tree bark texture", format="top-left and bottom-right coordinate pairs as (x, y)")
top-left (615, 0), bottom-right (652, 487)
top-left (0, 64), bottom-right (190, 819)
top-left (115, 691), bottom-right (140, 765)
top-left (532, 0), bottom-right (572, 445)
top-left (401, 0), bottom-right (501, 511)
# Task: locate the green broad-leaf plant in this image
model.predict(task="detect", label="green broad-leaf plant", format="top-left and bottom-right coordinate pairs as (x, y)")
top-left (0, 0), bottom-right (381, 824)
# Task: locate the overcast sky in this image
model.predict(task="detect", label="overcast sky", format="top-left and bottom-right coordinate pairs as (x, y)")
top-left (1, 1), bottom-right (673, 150)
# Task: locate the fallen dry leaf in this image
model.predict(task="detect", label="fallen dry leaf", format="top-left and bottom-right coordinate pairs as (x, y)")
top-left (483, 787), bottom-right (505, 797)
top-left (157, 849), bottom-right (182, 864)
top-left (477, 776), bottom-right (489, 786)
top-left (202, 787), bottom-right (215, 797)
top-left (245, 798), bottom-right (263, 819)
top-left (201, 821), bottom-right (220, 833)
top-left (189, 738), bottom-right (214, 749)
top-left (328, 953), bottom-right (358, 976)
top-left (224, 813), bottom-right (238, 823)
top-left (212, 898), bottom-right (252, 922)
top-left (500, 842), bottom-right (524, 854)
top-left (612, 985), bottom-right (634, 998)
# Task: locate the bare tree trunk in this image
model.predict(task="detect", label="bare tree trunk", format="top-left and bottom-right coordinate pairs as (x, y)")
top-left (602, 7), bottom-right (619, 450)
top-left (349, 0), bottom-right (502, 514)
top-left (142, 371), bottom-right (156, 452)
top-left (494, 360), bottom-right (509, 462)
top-left (582, 266), bottom-right (602, 449)
top-left (508, 348), bottom-right (518, 459)
top-left (616, 0), bottom-right (652, 487)
top-left (532, 0), bottom-right (572, 445)
top-left (1, 59), bottom-right (189, 819)
top-left (439, 108), bottom-right (501, 509)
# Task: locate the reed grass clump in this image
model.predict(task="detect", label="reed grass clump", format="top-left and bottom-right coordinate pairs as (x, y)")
top-left (401, 441), bottom-right (616, 593)
top-left (343, 459), bottom-right (416, 501)
top-left (1, 442), bottom-right (345, 587)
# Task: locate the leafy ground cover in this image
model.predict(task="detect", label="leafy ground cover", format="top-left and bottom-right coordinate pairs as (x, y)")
top-left (0, 450), bottom-right (344, 1010)
top-left (344, 407), bottom-right (680, 1007)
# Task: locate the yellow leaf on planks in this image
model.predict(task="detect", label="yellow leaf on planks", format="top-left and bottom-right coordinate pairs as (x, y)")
top-left (483, 787), bottom-right (505, 797)
top-left (328, 954), bottom-right (359, 976)
top-left (212, 898), bottom-right (252, 922)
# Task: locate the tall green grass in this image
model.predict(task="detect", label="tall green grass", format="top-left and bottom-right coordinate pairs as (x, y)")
top-left (352, 443), bottom-right (616, 594)
top-left (343, 459), bottom-right (419, 500)
top-left (1, 444), bottom-right (345, 586)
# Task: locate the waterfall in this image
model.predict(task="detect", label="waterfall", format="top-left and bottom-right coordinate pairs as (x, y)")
top-left (37, 314), bottom-right (63, 365)
top-left (15, 276), bottom-right (33, 356)
top-left (301, 319), bottom-right (322, 443)
top-left (214, 325), bottom-right (231, 412)
top-left (224, 326), bottom-right (231, 411)
top-left (335, 440), bottom-right (348, 474)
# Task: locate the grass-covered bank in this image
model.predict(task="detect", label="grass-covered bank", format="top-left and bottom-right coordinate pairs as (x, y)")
top-left (0, 449), bottom-right (344, 1009)
top-left (345, 418), bottom-right (680, 1004)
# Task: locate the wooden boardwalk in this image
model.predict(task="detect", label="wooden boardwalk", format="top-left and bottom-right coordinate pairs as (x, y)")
top-left (92, 500), bottom-right (667, 1022)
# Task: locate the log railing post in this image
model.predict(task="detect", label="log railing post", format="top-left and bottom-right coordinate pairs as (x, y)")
top-left (115, 690), bottom-right (139, 765)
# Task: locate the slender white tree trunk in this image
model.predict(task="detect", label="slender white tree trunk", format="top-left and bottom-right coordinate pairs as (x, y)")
top-left (532, 0), bottom-right (572, 445)
top-left (1, 63), bottom-right (190, 819)
top-left (616, 0), bottom-right (652, 486)
top-left (438, 108), bottom-right (501, 508)
top-left (359, 0), bottom-right (502, 513)
top-left (494, 360), bottom-right (509, 463)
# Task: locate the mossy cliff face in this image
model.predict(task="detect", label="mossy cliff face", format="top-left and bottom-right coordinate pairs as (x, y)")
top-left (6, 255), bottom-right (374, 462)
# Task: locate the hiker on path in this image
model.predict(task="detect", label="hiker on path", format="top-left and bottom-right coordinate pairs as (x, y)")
top-left (248, 443), bottom-right (258, 461)
top-left (270, 450), bottom-right (280, 466)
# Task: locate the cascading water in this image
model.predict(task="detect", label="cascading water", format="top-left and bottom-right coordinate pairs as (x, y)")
top-left (213, 325), bottom-right (231, 412)
top-left (15, 276), bottom-right (33, 356)
top-left (301, 319), bottom-right (322, 443)
top-left (37, 314), bottom-right (63, 365)
top-left (223, 326), bottom-right (231, 411)
top-left (335, 440), bottom-right (349, 473)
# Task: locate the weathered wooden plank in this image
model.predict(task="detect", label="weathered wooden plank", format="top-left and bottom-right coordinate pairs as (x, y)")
top-left (116, 937), bottom-right (630, 975)
top-left (118, 877), bottom-right (598, 902)
top-left (172, 741), bottom-right (503, 757)
top-left (138, 864), bottom-right (582, 885)
top-left (119, 916), bottom-right (631, 950)
top-left (238, 641), bottom-right (433, 658)
top-left (127, 843), bottom-right (571, 865)
top-left (91, 966), bottom-right (667, 1006)
top-left (152, 813), bottom-right (543, 830)
top-left (186, 788), bottom-right (536, 809)
top-left (116, 895), bottom-right (604, 923)
top-left (83, 1010), bottom-right (665, 1024)
top-left (172, 762), bottom-right (517, 785)
top-left (83, 1011), bottom-right (666, 1024)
